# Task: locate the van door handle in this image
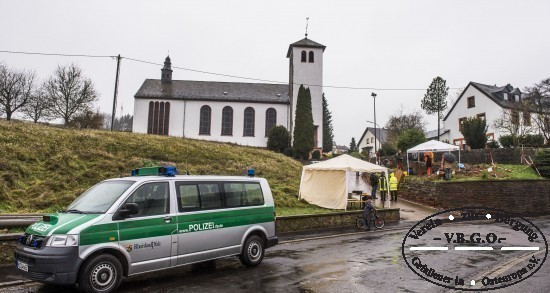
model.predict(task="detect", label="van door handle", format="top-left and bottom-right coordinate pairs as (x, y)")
top-left (163, 216), bottom-right (172, 223)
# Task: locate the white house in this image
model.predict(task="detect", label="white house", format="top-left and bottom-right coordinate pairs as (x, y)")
top-left (443, 82), bottom-right (536, 148)
top-left (357, 127), bottom-right (387, 156)
top-left (426, 128), bottom-right (450, 142)
top-left (133, 37), bottom-right (326, 148)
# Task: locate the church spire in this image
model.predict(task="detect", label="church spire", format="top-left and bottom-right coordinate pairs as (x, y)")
top-left (305, 17), bottom-right (309, 39)
top-left (161, 55), bottom-right (172, 83)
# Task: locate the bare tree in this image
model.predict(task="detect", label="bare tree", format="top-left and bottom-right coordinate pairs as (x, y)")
top-left (524, 78), bottom-right (550, 143)
top-left (44, 64), bottom-right (98, 125)
top-left (384, 107), bottom-right (426, 146)
top-left (493, 103), bottom-right (535, 147)
top-left (0, 63), bottom-right (36, 120)
top-left (21, 85), bottom-right (52, 123)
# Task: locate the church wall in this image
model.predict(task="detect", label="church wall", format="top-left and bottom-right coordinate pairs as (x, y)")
top-left (132, 98), bottom-right (185, 137)
top-left (183, 101), bottom-right (289, 147)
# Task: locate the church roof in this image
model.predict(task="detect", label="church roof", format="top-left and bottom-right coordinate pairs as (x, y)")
top-left (134, 79), bottom-right (290, 104)
top-left (286, 37), bottom-right (326, 57)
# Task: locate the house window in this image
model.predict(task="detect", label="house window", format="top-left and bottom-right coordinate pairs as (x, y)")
top-left (243, 107), bottom-right (255, 137)
top-left (477, 113), bottom-right (486, 120)
top-left (221, 106), bottom-right (233, 136)
top-left (371, 137), bottom-right (374, 143)
top-left (301, 51), bottom-right (307, 62)
top-left (515, 94), bottom-right (520, 102)
top-left (523, 112), bottom-right (531, 126)
top-left (199, 105), bottom-right (211, 135)
top-left (511, 111), bottom-right (519, 125)
top-left (459, 117), bottom-right (466, 132)
top-left (147, 101), bottom-right (170, 135)
top-left (308, 51), bottom-right (314, 63)
top-left (265, 108), bottom-right (277, 137)
top-left (467, 96), bottom-right (475, 108)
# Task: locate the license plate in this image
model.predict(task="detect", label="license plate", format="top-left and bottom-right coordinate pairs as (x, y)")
top-left (17, 260), bottom-right (28, 272)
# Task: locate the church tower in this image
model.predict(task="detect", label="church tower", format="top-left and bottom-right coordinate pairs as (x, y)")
top-left (161, 55), bottom-right (173, 83)
top-left (287, 37), bottom-right (326, 148)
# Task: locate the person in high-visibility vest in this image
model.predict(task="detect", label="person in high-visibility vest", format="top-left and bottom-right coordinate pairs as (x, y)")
top-left (389, 172), bottom-right (399, 201)
top-left (379, 172), bottom-right (388, 201)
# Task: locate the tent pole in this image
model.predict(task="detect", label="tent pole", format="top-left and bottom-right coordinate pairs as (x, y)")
top-left (345, 170), bottom-right (350, 211)
top-left (407, 151), bottom-right (410, 174)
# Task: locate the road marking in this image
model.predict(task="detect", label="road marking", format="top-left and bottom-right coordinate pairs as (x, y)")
top-left (410, 247), bottom-right (448, 251)
top-left (455, 247), bottom-right (493, 250)
top-left (501, 247), bottom-right (539, 251)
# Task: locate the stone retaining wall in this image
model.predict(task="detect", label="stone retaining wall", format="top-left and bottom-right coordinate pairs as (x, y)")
top-left (275, 208), bottom-right (400, 234)
top-left (399, 177), bottom-right (550, 216)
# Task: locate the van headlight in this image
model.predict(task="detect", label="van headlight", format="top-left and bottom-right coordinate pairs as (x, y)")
top-left (46, 235), bottom-right (79, 247)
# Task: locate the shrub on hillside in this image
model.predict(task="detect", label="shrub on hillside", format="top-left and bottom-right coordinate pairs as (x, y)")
top-left (267, 125), bottom-right (290, 153)
top-left (533, 148), bottom-right (550, 178)
top-left (311, 150), bottom-right (321, 160)
top-left (283, 147), bottom-right (294, 157)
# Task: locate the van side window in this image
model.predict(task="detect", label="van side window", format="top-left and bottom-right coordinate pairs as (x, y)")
top-left (125, 182), bottom-right (169, 217)
top-left (176, 182), bottom-right (222, 211)
top-left (224, 183), bottom-right (264, 207)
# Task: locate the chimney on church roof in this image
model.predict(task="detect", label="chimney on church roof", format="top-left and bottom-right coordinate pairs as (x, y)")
top-left (161, 56), bottom-right (173, 83)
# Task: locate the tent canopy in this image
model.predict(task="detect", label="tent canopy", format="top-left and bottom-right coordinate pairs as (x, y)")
top-left (407, 140), bottom-right (459, 153)
top-left (300, 154), bottom-right (389, 210)
top-left (303, 154), bottom-right (388, 172)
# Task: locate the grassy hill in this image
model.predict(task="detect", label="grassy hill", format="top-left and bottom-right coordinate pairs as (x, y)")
top-left (0, 120), bottom-right (323, 215)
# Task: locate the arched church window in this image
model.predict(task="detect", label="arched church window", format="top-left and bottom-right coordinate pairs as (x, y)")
top-left (243, 107), bottom-right (255, 137)
top-left (147, 101), bottom-right (170, 135)
top-left (199, 105), bottom-right (211, 135)
top-left (221, 106), bottom-right (233, 136)
top-left (265, 108), bottom-right (277, 137)
top-left (301, 51), bottom-right (307, 62)
top-left (309, 51), bottom-right (314, 63)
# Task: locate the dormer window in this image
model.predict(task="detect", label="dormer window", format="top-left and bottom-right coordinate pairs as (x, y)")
top-left (515, 94), bottom-right (520, 102)
top-left (301, 51), bottom-right (307, 62)
top-left (308, 51), bottom-right (314, 63)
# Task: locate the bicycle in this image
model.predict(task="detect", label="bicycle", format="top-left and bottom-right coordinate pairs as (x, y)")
top-left (356, 210), bottom-right (385, 229)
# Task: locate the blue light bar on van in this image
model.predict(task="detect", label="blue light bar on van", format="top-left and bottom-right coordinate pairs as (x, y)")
top-left (247, 169), bottom-right (255, 177)
top-left (131, 166), bottom-right (178, 177)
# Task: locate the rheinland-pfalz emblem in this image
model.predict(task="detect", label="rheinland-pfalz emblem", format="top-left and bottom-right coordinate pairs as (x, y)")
top-left (401, 207), bottom-right (548, 291)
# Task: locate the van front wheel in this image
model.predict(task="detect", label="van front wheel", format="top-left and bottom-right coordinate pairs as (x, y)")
top-left (239, 235), bottom-right (265, 267)
top-left (78, 254), bottom-right (122, 293)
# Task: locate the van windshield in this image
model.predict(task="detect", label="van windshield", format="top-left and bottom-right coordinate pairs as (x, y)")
top-left (66, 180), bottom-right (135, 214)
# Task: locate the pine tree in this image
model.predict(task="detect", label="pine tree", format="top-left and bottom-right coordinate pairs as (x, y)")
top-left (461, 117), bottom-right (488, 149)
top-left (322, 93), bottom-right (334, 153)
top-left (293, 85), bottom-right (315, 160)
top-left (421, 76), bottom-right (448, 141)
top-left (349, 137), bottom-right (357, 152)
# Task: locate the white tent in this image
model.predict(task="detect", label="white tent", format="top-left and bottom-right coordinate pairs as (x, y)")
top-left (406, 140), bottom-right (460, 173)
top-left (299, 154), bottom-right (389, 210)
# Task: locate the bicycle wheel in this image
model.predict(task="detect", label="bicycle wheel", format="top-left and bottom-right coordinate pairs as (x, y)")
top-left (374, 216), bottom-right (385, 229)
top-left (356, 217), bottom-right (366, 229)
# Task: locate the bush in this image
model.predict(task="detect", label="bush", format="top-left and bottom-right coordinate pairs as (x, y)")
top-left (499, 135), bottom-right (514, 148)
top-left (533, 148), bottom-right (550, 178)
top-left (283, 147), bottom-right (294, 157)
top-left (460, 117), bottom-right (488, 149)
top-left (311, 150), bottom-right (321, 160)
top-left (487, 140), bottom-right (500, 149)
top-left (520, 134), bottom-right (545, 147)
top-left (267, 126), bottom-right (290, 153)
top-left (379, 143), bottom-right (397, 156)
top-left (349, 151), bottom-right (365, 160)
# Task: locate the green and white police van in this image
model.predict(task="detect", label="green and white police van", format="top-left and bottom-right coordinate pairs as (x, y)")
top-left (15, 166), bottom-right (278, 292)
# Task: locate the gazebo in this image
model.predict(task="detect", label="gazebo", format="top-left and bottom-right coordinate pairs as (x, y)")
top-left (406, 140), bottom-right (460, 173)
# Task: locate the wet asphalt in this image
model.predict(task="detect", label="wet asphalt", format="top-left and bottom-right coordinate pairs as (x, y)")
top-left (2, 202), bottom-right (549, 293)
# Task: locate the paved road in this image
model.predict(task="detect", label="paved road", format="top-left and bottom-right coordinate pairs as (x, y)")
top-left (3, 217), bottom-right (549, 293)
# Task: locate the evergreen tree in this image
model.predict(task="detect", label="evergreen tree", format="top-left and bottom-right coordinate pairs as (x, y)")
top-left (293, 85), bottom-right (315, 159)
top-left (349, 137), bottom-right (357, 152)
top-left (322, 93), bottom-right (334, 153)
top-left (460, 117), bottom-right (488, 149)
top-left (267, 125), bottom-right (290, 153)
top-left (421, 76), bottom-right (448, 141)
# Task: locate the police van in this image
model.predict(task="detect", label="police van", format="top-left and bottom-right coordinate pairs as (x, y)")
top-left (15, 167), bottom-right (278, 292)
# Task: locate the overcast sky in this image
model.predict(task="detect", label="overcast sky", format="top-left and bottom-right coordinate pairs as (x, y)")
top-left (2, 0), bottom-right (549, 145)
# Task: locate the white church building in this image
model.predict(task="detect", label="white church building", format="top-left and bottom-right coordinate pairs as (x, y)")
top-left (133, 37), bottom-right (326, 148)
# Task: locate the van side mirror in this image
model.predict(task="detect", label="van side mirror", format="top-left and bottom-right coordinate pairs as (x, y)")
top-left (115, 203), bottom-right (139, 220)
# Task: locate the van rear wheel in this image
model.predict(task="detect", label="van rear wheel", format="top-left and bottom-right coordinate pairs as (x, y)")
top-left (239, 235), bottom-right (265, 267)
top-left (78, 254), bottom-right (122, 293)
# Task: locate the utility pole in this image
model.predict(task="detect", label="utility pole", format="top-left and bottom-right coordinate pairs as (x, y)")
top-left (110, 54), bottom-right (122, 131)
top-left (371, 92), bottom-right (377, 163)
